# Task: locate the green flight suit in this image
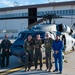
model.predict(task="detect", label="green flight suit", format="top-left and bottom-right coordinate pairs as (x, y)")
top-left (24, 39), bottom-right (34, 71)
top-left (0, 44), bottom-right (2, 68)
top-left (44, 38), bottom-right (53, 70)
top-left (34, 39), bottom-right (43, 69)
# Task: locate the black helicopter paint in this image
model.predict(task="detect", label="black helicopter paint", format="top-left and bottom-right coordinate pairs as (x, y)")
top-left (10, 14), bottom-right (75, 62)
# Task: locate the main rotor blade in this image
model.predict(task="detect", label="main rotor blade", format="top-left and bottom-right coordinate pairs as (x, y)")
top-left (58, 16), bottom-right (75, 19)
top-left (27, 18), bottom-right (47, 29)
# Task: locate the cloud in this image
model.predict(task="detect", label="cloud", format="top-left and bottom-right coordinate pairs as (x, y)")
top-left (0, 0), bottom-right (14, 6)
top-left (0, 0), bottom-right (73, 7)
top-left (0, 0), bottom-right (30, 7)
top-left (0, 0), bottom-right (35, 7)
top-left (19, 0), bottom-right (35, 6)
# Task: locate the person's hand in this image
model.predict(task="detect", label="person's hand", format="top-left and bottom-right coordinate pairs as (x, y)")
top-left (55, 50), bottom-right (58, 54)
top-left (26, 52), bottom-right (28, 55)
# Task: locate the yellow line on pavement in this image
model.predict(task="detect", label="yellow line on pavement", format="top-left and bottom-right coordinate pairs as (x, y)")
top-left (0, 66), bottom-right (24, 75)
top-left (0, 60), bottom-right (46, 75)
top-left (64, 50), bottom-right (74, 55)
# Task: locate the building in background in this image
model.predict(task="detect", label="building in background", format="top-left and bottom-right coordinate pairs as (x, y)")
top-left (0, 1), bottom-right (75, 38)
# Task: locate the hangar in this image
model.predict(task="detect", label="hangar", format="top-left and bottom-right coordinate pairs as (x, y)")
top-left (0, 1), bottom-right (75, 38)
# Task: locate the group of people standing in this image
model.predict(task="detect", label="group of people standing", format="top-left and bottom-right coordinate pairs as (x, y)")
top-left (24, 32), bottom-right (63, 74)
top-left (0, 33), bottom-right (63, 74)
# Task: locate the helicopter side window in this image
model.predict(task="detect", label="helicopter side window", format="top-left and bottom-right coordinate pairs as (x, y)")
top-left (72, 35), bottom-right (75, 39)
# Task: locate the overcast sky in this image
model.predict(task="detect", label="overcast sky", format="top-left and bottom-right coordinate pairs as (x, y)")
top-left (0, 0), bottom-right (74, 8)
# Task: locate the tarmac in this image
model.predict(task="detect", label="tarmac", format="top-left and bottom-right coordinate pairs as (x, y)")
top-left (0, 51), bottom-right (75, 75)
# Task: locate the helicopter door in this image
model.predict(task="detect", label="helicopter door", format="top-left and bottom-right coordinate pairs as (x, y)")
top-left (62, 35), bottom-right (66, 52)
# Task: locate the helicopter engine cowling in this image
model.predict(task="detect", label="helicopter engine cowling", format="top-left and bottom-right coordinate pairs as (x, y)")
top-left (56, 23), bottom-right (73, 35)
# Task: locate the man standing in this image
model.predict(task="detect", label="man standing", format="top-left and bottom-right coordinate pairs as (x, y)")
top-left (34, 34), bottom-right (43, 70)
top-left (44, 32), bottom-right (53, 72)
top-left (52, 34), bottom-right (63, 74)
top-left (24, 35), bottom-right (34, 72)
top-left (1, 34), bottom-right (11, 67)
top-left (0, 54), bottom-right (2, 68)
top-left (0, 44), bottom-right (2, 68)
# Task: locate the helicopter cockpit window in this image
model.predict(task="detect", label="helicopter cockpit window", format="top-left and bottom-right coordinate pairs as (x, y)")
top-left (18, 33), bottom-right (26, 39)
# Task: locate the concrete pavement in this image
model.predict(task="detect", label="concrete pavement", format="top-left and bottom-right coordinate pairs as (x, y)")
top-left (0, 51), bottom-right (75, 75)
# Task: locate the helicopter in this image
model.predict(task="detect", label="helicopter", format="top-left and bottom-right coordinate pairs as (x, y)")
top-left (10, 13), bottom-right (75, 61)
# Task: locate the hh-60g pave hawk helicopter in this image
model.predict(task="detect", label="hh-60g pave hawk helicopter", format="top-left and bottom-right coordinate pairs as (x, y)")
top-left (10, 14), bottom-right (75, 62)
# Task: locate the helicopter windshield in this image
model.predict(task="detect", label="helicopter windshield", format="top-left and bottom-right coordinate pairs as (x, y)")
top-left (25, 32), bottom-right (33, 39)
top-left (33, 31), bottom-right (45, 39)
top-left (18, 30), bottom-right (45, 40)
top-left (24, 31), bottom-right (45, 39)
top-left (18, 32), bottom-right (26, 39)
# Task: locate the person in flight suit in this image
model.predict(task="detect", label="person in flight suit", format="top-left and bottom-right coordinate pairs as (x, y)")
top-left (0, 44), bottom-right (2, 68)
top-left (44, 32), bottom-right (53, 72)
top-left (52, 34), bottom-right (63, 74)
top-left (34, 34), bottom-right (43, 70)
top-left (24, 35), bottom-right (34, 72)
top-left (0, 53), bottom-right (2, 68)
top-left (1, 34), bottom-right (11, 67)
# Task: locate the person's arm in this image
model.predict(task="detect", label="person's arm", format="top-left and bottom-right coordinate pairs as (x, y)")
top-left (1, 40), bottom-right (4, 49)
top-left (24, 40), bottom-right (29, 53)
top-left (9, 40), bottom-right (11, 49)
top-left (24, 41), bottom-right (26, 51)
top-left (52, 41), bottom-right (56, 51)
top-left (30, 39), bottom-right (35, 50)
top-left (58, 41), bottom-right (64, 51)
top-left (52, 41), bottom-right (59, 54)
top-left (23, 41), bottom-right (28, 55)
top-left (50, 38), bottom-right (54, 52)
top-left (0, 44), bottom-right (1, 54)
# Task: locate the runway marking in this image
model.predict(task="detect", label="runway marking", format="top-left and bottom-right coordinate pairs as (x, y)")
top-left (64, 50), bottom-right (74, 55)
top-left (0, 66), bottom-right (24, 75)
